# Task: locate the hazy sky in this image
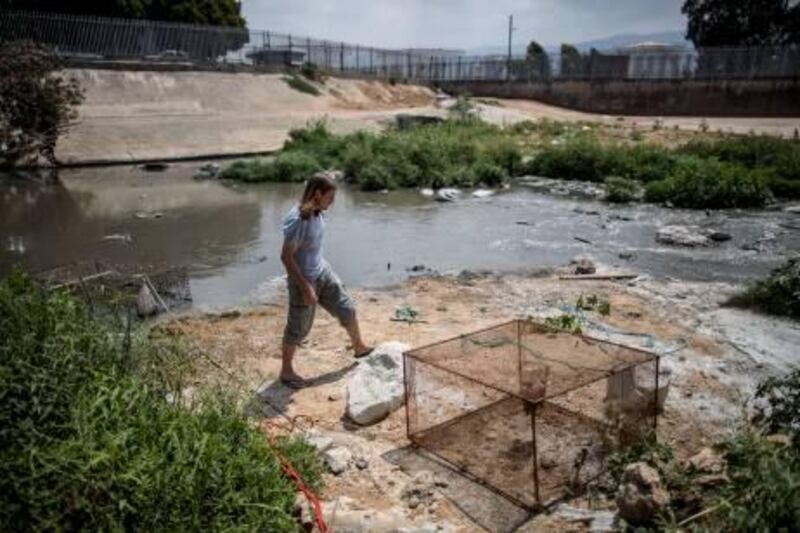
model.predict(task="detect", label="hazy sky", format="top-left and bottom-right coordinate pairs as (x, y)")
top-left (241, 0), bottom-right (687, 50)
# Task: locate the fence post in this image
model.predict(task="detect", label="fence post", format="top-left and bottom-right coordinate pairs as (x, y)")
top-left (340, 41), bottom-right (344, 72)
top-left (356, 44), bottom-right (359, 72)
top-left (306, 37), bottom-right (311, 65)
top-left (370, 47), bottom-right (374, 76)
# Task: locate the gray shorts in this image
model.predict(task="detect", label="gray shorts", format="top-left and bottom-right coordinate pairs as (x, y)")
top-left (283, 265), bottom-right (356, 346)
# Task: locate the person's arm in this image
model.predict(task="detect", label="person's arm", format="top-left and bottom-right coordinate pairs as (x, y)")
top-left (281, 240), bottom-right (317, 305)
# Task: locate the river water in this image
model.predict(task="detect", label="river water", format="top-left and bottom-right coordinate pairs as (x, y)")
top-left (1, 162), bottom-right (798, 309)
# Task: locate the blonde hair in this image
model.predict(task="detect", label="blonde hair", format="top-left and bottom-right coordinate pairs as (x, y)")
top-left (299, 174), bottom-right (337, 219)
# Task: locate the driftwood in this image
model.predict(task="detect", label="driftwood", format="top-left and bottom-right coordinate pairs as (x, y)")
top-left (50, 270), bottom-right (114, 290)
top-left (559, 273), bottom-right (638, 281)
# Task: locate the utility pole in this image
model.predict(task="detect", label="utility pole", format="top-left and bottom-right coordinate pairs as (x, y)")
top-left (506, 14), bottom-right (515, 81)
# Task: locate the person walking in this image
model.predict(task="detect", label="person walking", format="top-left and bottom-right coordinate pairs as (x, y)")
top-left (279, 174), bottom-right (372, 388)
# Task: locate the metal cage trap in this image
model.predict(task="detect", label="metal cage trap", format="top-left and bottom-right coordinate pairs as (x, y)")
top-left (403, 319), bottom-right (661, 510)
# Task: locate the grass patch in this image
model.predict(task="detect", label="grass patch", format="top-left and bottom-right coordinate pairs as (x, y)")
top-left (0, 270), bottom-right (322, 530)
top-left (282, 74), bottom-right (321, 96)
top-left (727, 257), bottom-right (800, 319)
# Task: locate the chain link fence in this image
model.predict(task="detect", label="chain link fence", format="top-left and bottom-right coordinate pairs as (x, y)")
top-left (2, 10), bottom-right (799, 82)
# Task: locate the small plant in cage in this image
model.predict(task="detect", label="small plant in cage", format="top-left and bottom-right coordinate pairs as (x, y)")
top-left (576, 294), bottom-right (611, 316)
top-left (699, 118), bottom-right (709, 133)
top-left (544, 313), bottom-right (583, 333)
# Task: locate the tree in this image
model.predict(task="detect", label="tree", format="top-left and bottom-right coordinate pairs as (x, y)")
top-left (2, 0), bottom-right (245, 27)
top-left (682, 0), bottom-right (800, 46)
top-left (560, 43), bottom-right (583, 78)
top-left (0, 41), bottom-right (84, 167)
top-left (524, 39), bottom-right (551, 79)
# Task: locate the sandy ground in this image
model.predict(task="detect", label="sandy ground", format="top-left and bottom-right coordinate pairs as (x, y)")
top-left (157, 265), bottom-right (800, 531)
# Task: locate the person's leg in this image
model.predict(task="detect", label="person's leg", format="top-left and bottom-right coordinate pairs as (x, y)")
top-left (280, 280), bottom-right (315, 385)
top-left (317, 267), bottom-right (372, 357)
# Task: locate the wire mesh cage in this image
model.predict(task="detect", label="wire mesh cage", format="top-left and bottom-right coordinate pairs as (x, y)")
top-left (404, 319), bottom-right (660, 509)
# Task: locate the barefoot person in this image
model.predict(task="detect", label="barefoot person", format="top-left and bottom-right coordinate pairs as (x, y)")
top-left (279, 174), bottom-right (372, 388)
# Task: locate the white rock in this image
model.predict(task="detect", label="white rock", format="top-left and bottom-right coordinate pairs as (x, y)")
top-left (346, 341), bottom-right (409, 425)
top-left (554, 504), bottom-right (617, 532)
top-left (419, 188), bottom-right (435, 197)
top-left (784, 204), bottom-right (800, 214)
top-left (656, 225), bottom-right (711, 247)
top-left (323, 446), bottom-right (352, 475)
top-left (434, 188), bottom-right (460, 202)
top-left (303, 430), bottom-right (335, 453)
top-left (472, 189), bottom-right (494, 198)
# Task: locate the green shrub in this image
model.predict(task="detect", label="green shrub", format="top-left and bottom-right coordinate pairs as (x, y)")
top-left (281, 74), bottom-right (320, 96)
top-left (710, 432), bottom-right (800, 530)
top-left (472, 160), bottom-right (507, 187)
top-left (727, 257), bottom-right (800, 319)
top-left (300, 62), bottom-right (326, 83)
top-left (359, 160), bottom-right (397, 191)
top-left (481, 138), bottom-right (523, 176)
top-left (678, 136), bottom-right (798, 168)
top-left (221, 152), bottom-right (322, 183)
top-left (527, 139), bottom-right (611, 182)
top-left (604, 176), bottom-right (641, 203)
top-left (753, 368), bottom-right (800, 444)
top-left (614, 144), bottom-right (676, 183)
top-left (644, 156), bottom-right (769, 208)
top-left (0, 271), bottom-right (323, 530)
top-left (767, 175), bottom-right (800, 199)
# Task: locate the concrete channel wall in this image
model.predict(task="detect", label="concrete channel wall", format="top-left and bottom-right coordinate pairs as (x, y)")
top-left (438, 78), bottom-right (800, 117)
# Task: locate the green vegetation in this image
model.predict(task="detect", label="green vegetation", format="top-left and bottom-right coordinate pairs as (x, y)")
top-left (544, 313), bottom-right (583, 334)
top-left (643, 156), bottom-right (770, 208)
top-left (727, 257), bottom-right (800, 319)
top-left (282, 74), bottom-right (321, 96)
top-left (1, 41), bottom-right (84, 167)
top-left (0, 271), bottom-right (322, 530)
top-left (222, 116), bottom-right (798, 208)
top-left (528, 136), bottom-right (789, 208)
top-left (604, 176), bottom-right (641, 203)
top-left (608, 369), bottom-right (800, 530)
top-left (223, 119), bottom-right (525, 190)
top-left (576, 294), bottom-right (611, 316)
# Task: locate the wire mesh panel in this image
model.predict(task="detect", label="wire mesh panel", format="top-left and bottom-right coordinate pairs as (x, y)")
top-left (404, 319), bottom-right (659, 510)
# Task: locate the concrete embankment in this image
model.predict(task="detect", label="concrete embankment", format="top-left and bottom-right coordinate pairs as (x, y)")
top-left (57, 69), bottom-right (437, 165)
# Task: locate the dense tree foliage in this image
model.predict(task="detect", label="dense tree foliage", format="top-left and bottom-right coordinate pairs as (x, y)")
top-left (0, 41), bottom-right (83, 167)
top-left (682, 0), bottom-right (800, 46)
top-left (1, 0), bottom-right (245, 27)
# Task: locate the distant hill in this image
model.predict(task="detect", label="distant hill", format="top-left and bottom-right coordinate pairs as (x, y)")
top-left (467, 30), bottom-right (690, 56)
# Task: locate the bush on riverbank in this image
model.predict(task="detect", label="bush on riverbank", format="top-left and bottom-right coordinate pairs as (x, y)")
top-left (529, 139), bottom-right (774, 208)
top-left (223, 119), bottom-right (524, 190)
top-left (644, 156), bottom-right (770, 208)
top-left (0, 271), bottom-right (322, 530)
top-left (727, 257), bottom-right (800, 319)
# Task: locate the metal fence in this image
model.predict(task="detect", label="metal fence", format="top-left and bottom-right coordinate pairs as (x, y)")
top-left (2, 9), bottom-right (799, 82)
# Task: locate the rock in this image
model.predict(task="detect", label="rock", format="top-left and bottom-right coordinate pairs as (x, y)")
top-left (136, 282), bottom-right (158, 317)
top-left (355, 457), bottom-right (369, 470)
top-left (539, 452), bottom-right (558, 470)
top-left (407, 265), bottom-right (427, 272)
top-left (687, 447), bottom-right (725, 474)
top-left (656, 225), bottom-right (711, 247)
top-left (323, 446), bottom-right (352, 475)
top-left (193, 163), bottom-right (220, 179)
top-left (554, 504), bottom-right (617, 532)
top-left (570, 256), bottom-right (597, 275)
top-left (434, 188), bottom-right (460, 202)
top-left (346, 341), bottom-right (409, 425)
top-left (616, 462), bottom-right (670, 525)
top-left (419, 188), bottom-right (435, 197)
top-left (618, 251), bottom-right (636, 260)
top-left (134, 210), bottom-right (164, 219)
top-left (472, 189), bottom-right (494, 198)
top-left (304, 430), bottom-right (335, 453)
top-left (784, 204), bottom-right (800, 214)
top-left (708, 231), bottom-right (732, 242)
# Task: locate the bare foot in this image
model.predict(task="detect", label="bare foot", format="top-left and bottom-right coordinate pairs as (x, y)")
top-left (353, 345), bottom-right (374, 359)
